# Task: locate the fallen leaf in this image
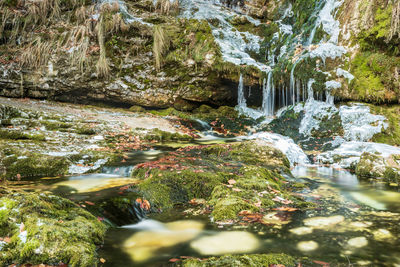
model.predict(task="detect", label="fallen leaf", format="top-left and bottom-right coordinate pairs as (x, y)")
top-left (228, 179), bottom-right (236, 185)
top-left (100, 258), bottom-right (106, 263)
top-left (313, 260), bottom-right (330, 266)
top-left (85, 201), bottom-right (95, 206)
top-left (169, 258), bottom-right (180, 263)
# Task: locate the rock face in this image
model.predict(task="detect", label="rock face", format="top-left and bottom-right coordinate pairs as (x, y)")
top-left (0, 0), bottom-right (240, 108)
top-left (1, 0), bottom-right (399, 108)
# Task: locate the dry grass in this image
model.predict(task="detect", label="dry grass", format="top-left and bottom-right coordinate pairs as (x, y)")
top-left (153, 25), bottom-right (169, 71)
top-left (20, 38), bottom-right (53, 68)
top-left (155, 0), bottom-right (179, 15)
top-left (96, 15), bottom-right (110, 78)
top-left (104, 13), bottom-right (130, 34)
top-left (66, 25), bottom-right (91, 73)
top-left (25, 0), bottom-right (61, 24)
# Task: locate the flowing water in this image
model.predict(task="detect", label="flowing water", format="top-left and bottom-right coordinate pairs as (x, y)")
top-left (11, 129), bottom-right (400, 266)
top-left (98, 165), bottom-right (400, 266)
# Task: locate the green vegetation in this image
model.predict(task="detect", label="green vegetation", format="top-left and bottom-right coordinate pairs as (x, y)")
top-left (181, 253), bottom-right (296, 267)
top-left (0, 130), bottom-right (46, 141)
top-left (349, 52), bottom-right (400, 103)
top-left (0, 190), bottom-right (106, 267)
top-left (370, 105), bottom-right (400, 145)
top-left (143, 128), bottom-right (194, 142)
top-left (2, 152), bottom-right (69, 180)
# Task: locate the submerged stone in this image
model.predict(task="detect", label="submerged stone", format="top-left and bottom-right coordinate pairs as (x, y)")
top-left (347, 237), bottom-right (368, 248)
top-left (303, 215), bottom-right (344, 229)
top-left (123, 220), bottom-right (204, 262)
top-left (289, 226), bottom-right (313, 235)
top-left (190, 231), bottom-right (260, 255)
top-left (372, 229), bottom-right (393, 242)
top-left (296, 241), bottom-right (319, 252)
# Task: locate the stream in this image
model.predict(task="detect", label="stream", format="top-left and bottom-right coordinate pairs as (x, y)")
top-left (95, 164), bottom-right (400, 266)
top-left (11, 134), bottom-right (400, 266)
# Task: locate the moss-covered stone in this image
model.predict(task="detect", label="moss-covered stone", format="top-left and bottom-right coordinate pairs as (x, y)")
top-left (180, 253), bottom-right (296, 267)
top-left (143, 128), bottom-right (194, 142)
top-left (370, 105), bottom-right (400, 145)
top-left (131, 141), bottom-right (310, 223)
top-left (0, 190), bottom-right (107, 267)
top-left (356, 152), bottom-right (400, 184)
top-left (2, 153), bottom-right (69, 180)
top-left (0, 129), bottom-right (46, 141)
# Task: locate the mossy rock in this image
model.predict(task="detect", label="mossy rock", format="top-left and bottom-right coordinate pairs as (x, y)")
top-left (0, 191), bottom-right (107, 266)
top-left (2, 153), bottom-right (69, 180)
top-left (173, 98), bottom-right (199, 112)
top-left (211, 195), bottom-right (258, 221)
top-left (180, 253), bottom-right (296, 267)
top-left (136, 169), bottom-right (226, 210)
top-left (143, 128), bottom-right (194, 142)
top-left (370, 105), bottom-right (400, 146)
top-left (129, 105), bottom-right (146, 113)
top-left (132, 141), bottom-right (308, 222)
top-left (0, 129), bottom-right (46, 141)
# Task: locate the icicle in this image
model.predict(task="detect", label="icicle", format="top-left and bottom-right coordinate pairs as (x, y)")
top-left (262, 72), bottom-right (275, 116)
top-left (296, 79), bottom-right (301, 103)
top-left (237, 73), bottom-right (246, 111)
top-left (307, 79), bottom-right (315, 102)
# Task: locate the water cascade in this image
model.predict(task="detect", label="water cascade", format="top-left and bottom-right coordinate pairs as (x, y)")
top-left (262, 72), bottom-right (275, 116)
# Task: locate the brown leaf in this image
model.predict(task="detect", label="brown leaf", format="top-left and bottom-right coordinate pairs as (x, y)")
top-left (228, 179), bottom-right (236, 185)
top-left (100, 258), bottom-right (106, 263)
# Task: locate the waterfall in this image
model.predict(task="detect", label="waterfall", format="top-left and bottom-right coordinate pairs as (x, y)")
top-left (237, 73), bottom-right (246, 111)
top-left (262, 72), bottom-right (275, 116)
top-left (180, 0), bottom-right (346, 117)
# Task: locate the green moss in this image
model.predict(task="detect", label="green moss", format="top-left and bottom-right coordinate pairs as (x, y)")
top-left (129, 105), bottom-right (146, 113)
top-left (370, 105), bottom-right (400, 145)
top-left (136, 169), bottom-right (226, 210)
top-left (75, 126), bottom-right (96, 135)
top-left (181, 253), bottom-right (296, 267)
top-left (349, 52), bottom-right (400, 103)
top-left (3, 153), bottom-right (69, 180)
top-left (0, 191), bottom-right (106, 267)
top-left (40, 120), bottom-right (72, 131)
top-left (357, 4), bottom-right (397, 54)
top-left (0, 130), bottom-right (46, 141)
top-left (143, 128), bottom-right (194, 142)
top-left (211, 195), bottom-right (258, 221)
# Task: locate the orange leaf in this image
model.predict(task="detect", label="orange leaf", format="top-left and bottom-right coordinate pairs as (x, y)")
top-left (228, 179), bottom-right (236, 185)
